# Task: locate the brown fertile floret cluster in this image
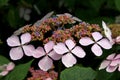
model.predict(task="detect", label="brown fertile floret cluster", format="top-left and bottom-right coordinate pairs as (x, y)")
top-left (22, 13), bottom-right (102, 44)
top-left (27, 67), bottom-right (58, 80)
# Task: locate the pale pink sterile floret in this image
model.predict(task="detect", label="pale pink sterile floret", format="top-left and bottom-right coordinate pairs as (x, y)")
top-left (79, 32), bottom-right (112, 56)
top-left (7, 33), bottom-right (34, 60)
top-left (0, 62), bottom-right (15, 76)
top-left (99, 53), bottom-right (120, 72)
top-left (53, 39), bottom-right (86, 67)
top-left (32, 41), bottom-right (62, 71)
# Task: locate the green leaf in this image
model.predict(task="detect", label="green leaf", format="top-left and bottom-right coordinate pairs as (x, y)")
top-left (5, 60), bottom-right (33, 80)
top-left (115, 0), bottom-right (120, 11)
top-left (89, 0), bottom-right (105, 11)
top-left (0, 55), bottom-right (9, 65)
top-left (0, 0), bottom-right (9, 7)
top-left (60, 66), bottom-right (97, 80)
top-left (7, 9), bottom-right (17, 28)
top-left (96, 70), bottom-right (120, 80)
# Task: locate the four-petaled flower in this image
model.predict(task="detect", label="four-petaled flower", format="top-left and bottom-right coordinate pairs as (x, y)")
top-left (79, 32), bottom-right (112, 56)
top-left (53, 39), bottom-right (86, 67)
top-left (0, 62), bottom-right (15, 76)
top-left (99, 53), bottom-right (120, 72)
top-left (32, 41), bottom-right (62, 71)
top-left (7, 33), bottom-right (34, 60)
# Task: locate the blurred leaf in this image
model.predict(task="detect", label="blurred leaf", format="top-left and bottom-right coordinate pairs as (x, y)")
top-left (7, 9), bottom-right (17, 28)
top-left (64, 0), bottom-right (75, 8)
top-left (0, 0), bottom-right (9, 7)
top-left (88, 17), bottom-right (114, 25)
top-left (4, 60), bottom-right (33, 80)
top-left (89, 0), bottom-right (105, 11)
top-left (60, 66), bottom-right (97, 80)
top-left (115, 0), bottom-right (120, 11)
top-left (96, 70), bottom-right (120, 80)
top-left (0, 55), bottom-right (9, 65)
top-left (7, 8), bottom-right (21, 28)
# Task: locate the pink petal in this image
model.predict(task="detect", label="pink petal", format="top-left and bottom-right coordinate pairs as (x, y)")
top-left (0, 71), bottom-right (8, 76)
top-left (53, 43), bottom-right (68, 54)
top-left (99, 60), bottom-right (110, 70)
top-left (38, 56), bottom-right (53, 71)
top-left (62, 53), bottom-right (76, 67)
top-left (116, 36), bottom-right (120, 43)
top-left (65, 39), bottom-right (75, 50)
top-left (97, 38), bottom-right (112, 49)
top-left (106, 66), bottom-right (117, 72)
top-left (32, 47), bottom-right (45, 58)
top-left (48, 50), bottom-right (62, 60)
top-left (106, 53), bottom-right (116, 60)
top-left (79, 37), bottom-right (94, 46)
top-left (72, 46), bottom-right (86, 58)
top-left (22, 45), bottom-right (35, 56)
top-left (91, 44), bottom-right (102, 56)
top-left (7, 35), bottom-right (20, 47)
top-left (92, 32), bottom-right (103, 41)
top-left (65, 13), bottom-right (72, 17)
top-left (44, 41), bottom-right (54, 53)
top-left (6, 62), bottom-right (15, 71)
top-left (110, 59), bottom-right (120, 66)
top-left (114, 54), bottom-right (120, 59)
top-left (10, 47), bottom-right (24, 60)
top-left (20, 33), bottom-right (31, 44)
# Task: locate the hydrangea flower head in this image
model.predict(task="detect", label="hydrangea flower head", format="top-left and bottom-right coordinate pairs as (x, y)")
top-left (7, 33), bottom-right (34, 60)
top-left (79, 32), bottom-right (112, 56)
top-left (54, 39), bottom-right (86, 67)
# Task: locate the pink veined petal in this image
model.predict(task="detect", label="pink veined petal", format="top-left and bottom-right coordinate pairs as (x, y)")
top-left (48, 50), bottom-right (62, 60)
top-left (65, 39), bottom-right (75, 50)
top-left (0, 71), bottom-right (9, 76)
top-left (114, 54), bottom-right (120, 59)
top-left (92, 32), bottom-right (103, 41)
top-left (110, 59), bottom-right (120, 66)
top-left (10, 47), bottom-right (24, 60)
top-left (65, 13), bottom-right (72, 17)
top-left (38, 56), bottom-right (53, 71)
top-left (106, 53), bottom-right (116, 60)
top-left (44, 41), bottom-right (54, 53)
top-left (116, 36), bottom-right (120, 43)
top-left (7, 35), bottom-right (20, 47)
top-left (97, 38), bottom-right (112, 49)
top-left (32, 47), bottom-right (45, 58)
top-left (53, 43), bottom-right (69, 55)
top-left (20, 33), bottom-right (31, 44)
top-left (6, 62), bottom-right (15, 71)
top-left (106, 66), bottom-right (118, 73)
top-left (79, 37), bottom-right (94, 46)
top-left (62, 53), bottom-right (77, 67)
top-left (72, 46), bottom-right (86, 58)
top-left (91, 44), bottom-right (102, 56)
top-left (99, 60), bottom-right (110, 70)
top-left (22, 45), bottom-right (35, 56)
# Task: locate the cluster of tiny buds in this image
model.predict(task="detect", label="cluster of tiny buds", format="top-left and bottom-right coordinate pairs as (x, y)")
top-left (109, 24), bottom-right (120, 38)
top-left (22, 13), bottom-right (103, 44)
top-left (27, 67), bottom-right (58, 80)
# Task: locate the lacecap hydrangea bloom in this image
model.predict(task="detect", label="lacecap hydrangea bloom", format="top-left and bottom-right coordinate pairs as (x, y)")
top-left (7, 12), bottom-right (113, 71)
